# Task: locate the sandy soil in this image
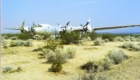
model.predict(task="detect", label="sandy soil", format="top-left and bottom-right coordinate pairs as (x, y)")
top-left (1, 40), bottom-right (140, 80)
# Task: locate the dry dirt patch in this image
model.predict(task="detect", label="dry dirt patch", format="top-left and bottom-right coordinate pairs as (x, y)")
top-left (1, 41), bottom-right (140, 80)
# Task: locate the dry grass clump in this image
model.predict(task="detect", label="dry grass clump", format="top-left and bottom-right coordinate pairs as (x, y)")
top-left (2, 66), bottom-right (22, 73)
top-left (43, 40), bottom-right (63, 51)
top-left (135, 36), bottom-right (140, 41)
top-left (42, 41), bottom-right (76, 72)
top-left (9, 40), bottom-right (17, 47)
top-left (10, 36), bottom-right (18, 40)
top-left (2, 66), bottom-right (13, 73)
top-left (123, 36), bottom-right (131, 41)
top-left (130, 36), bottom-right (136, 41)
top-left (105, 50), bottom-right (128, 64)
top-left (2, 35), bottom-right (9, 39)
top-left (16, 40), bottom-right (25, 46)
top-left (81, 50), bottom-right (128, 73)
top-left (50, 54), bottom-right (63, 72)
top-left (81, 58), bottom-right (112, 73)
top-left (9, 39), bottom-right (33, 47)
top-left (2, 39), bottom-right (9, 48)
top-left (121, 42), bottom-right (135, 49)
top-left (66, 47), bottom-right (76, 59)
top-left (74, 72), bottom-right (110, 80)
top-left (94, 38), bottom-right (104, 46)
top-left (43, 49), bottom-right (56, 63)
top-left (43, 47), bottom-right (76, 63)
top-left (103, 38), bottom-right (109, 42)
top-left (44, 48), bottom-right (67, 72)
top-left (121, 42), bottom-right (140, 51)
top-left (54, 48), bottom-right (67, 63)
top-left (113, 36), bottom-right (125, 42)
top-left (24, 39), bottom-right (33, 47)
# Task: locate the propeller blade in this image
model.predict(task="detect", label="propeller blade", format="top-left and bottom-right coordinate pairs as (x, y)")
top-left (21, 21), bottom-right (25, 29)
top-left (77, 22), bottom-right (83, 26)
top-left (33, 21), bottom-right (35, 26)
top-left (57, 23), bottom-right (62, 27)
top-left (66, 21), bottom-right (70, 26)
top-left (84, 18), bottom-right (91, 27)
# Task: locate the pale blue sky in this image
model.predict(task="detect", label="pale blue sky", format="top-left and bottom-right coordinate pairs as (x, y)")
top-left (2, 0), bottom-right (140, 33)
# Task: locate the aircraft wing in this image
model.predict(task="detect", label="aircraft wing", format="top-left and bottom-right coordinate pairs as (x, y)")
top-left (93, 24), bottom-right (139, 31)
top-left (71, 27), bottom-right (84, 32)
top-left (5, 28), bottom-right (22, 30)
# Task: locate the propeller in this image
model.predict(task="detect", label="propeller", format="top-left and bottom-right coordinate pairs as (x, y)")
top-left (58, 21), bottom-right (70, 33)
top-left (78, 18), bottom-right (91, 33)
top-left (5, 21), bottom-right (27, 33)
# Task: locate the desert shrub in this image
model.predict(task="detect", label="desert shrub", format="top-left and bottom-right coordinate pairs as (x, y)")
top-left (81, 34), bottom-right (89, 39)
top-left (102, 33), bottom-right (115, 41)
top-left (54, 48), bottom-right (67, 63)
top-left (2, 33), bottom-right (31, 40)
top-left (17, 33), bottom-right (32, 40)
top-left (102, 57), bottom-right (113, 70)
top-left (137, 36), bottom-right (140, 41)
top-left (16, 66), bottom-right (22, 72)
top-left (98, 75), bottom-right (110, 80)
top-left (2, 39), bottom-right (9, 48)
top-left (113, 36), bottom-right (125, 42)
top-left (37, 32), bottom-right (51, 40)
top-left (121, 42), bottom-right (140, 51)
top-left (9, 40), bottom-right (17, 47)
top-left (43, 48), bottom-right (67, 63)
top-left (82, 59), bottom-right (109, 73)
top-left (36, 36), bottom-right (43, 40)
top-left (33, 44), bottom-right (44, 51)
top-left (122, 42), bottom-right (135, 49)
top-left (94, 38), bottom-right (104, 46)
top-left (43, 49), bottom-right (56, 63)
top-left (66, 47), bottom-right (76, 58)
top-left (80, 73), bottom-right (96, 80)
top-left (131, 44), bottom-right (140, 51)
top-left (123, 36), bottom-right (130, 41)
top-left (60, 31), bottom-right (81, 44)
top-left (10, 36), bottom-right (18, 40)
top-left (16, 40), bottom-right (25, 46)
top-left (136, 38), bottom-right (140, 42)
top-left (76, 72), bottom-right (110, 80)
top-left (81, 59), bottom-right (112, 73)
top-left (24, 39), bottom-right (33, 47)
top-left (51, 54), bottom-right (63, 72)
top-left (88, 32), bottom-right (99, 40)
top-left (2, 35), bottom-right (9, 39)
top-left (130, 36), bottom-right (136, 41)
top-left (103, 39), bottom-right (109, 42)
top-left (43, 40), bottom-right (63, 51)
top-left (106, 50), bottom-right (128, 64)
top-left (81, 61), bottom-right (95, 73)
top-left (3, 66), bottom-right (13, 73)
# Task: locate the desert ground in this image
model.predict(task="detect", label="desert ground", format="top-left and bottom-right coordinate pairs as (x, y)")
top-left (1, 40), bottom-right (140, 80)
